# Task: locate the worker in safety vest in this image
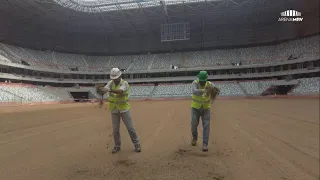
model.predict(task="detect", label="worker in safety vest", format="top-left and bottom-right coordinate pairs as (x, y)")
top-left (191, 70), bottom-right (216, 152)
top-left (101, 68), bottom-right (141, 154)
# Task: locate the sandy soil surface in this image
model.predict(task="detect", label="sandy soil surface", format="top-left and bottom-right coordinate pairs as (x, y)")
top-left (0, 99), bottom-right (319, 180)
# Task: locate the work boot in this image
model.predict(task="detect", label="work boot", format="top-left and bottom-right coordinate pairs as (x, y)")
top-left (134, 144), bottom-right (141, 153)
top-left (112, 147), bottom-right (120, 154)
top-left (191, 139), bottom-right (197, 146)
top-left (202, 144), bottom-right (208, 152)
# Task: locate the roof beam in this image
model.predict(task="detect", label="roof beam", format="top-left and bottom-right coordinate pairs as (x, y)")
top-left (159, 0), bottom-right (169, 23)
top-left (137, 2), bottom-right (158, 35)
top-left (69, 0), bottom-right (141, 8)
top-left (95, 7), bottom-right (120, 37)
top-left (114, 0), bottom-right (136, 33)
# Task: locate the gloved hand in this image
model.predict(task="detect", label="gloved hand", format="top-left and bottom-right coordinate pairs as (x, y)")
top-left (203, 86), bottom-right (220, 100)
top-left (95, 84), bottom-right (108, 96)
top-left (209, 86), bottom-right (220, 100)
top-left (99, 87), bottom-right (110, 94)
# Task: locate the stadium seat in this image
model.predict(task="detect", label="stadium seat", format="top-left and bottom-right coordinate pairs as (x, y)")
top-left (129, 85), bottom-right (155, 98)
top-left (292, 77), bottom-right (320, 94)
top-left (152, 84), bottom-right (193, 98)
top-left (213, 82), bottom-right (245, 96)
top-left (0, 90), bottom-right (19, 103)
top-left (0, 35), bottom-right (319, 71)
top-left (130, 55), bottom-right (152, 71)
top-left (85, 56), bottom-right (111, 71)
top-left (151, 53), bottom-right (183, 69)
top-left (0, 85), bottom-right (61, 103)
top-left (109, 56), bottom-right (133, 70)
top-left (239, 80), bottom-right (277, 95)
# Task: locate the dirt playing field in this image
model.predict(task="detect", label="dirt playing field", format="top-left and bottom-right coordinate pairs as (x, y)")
top-left (0, 98), bottom-right (319, 180)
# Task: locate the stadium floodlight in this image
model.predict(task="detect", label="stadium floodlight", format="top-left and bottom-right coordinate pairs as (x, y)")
top-left (161, 22), bottom-right (190, 42)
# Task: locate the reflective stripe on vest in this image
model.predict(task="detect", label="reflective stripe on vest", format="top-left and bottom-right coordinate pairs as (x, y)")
top-left (109, 94), bottom-right (127, 97)
top-left (192, 99), bottom-right (211, 104)
top-left (108, 100), bottom-right (128, 104)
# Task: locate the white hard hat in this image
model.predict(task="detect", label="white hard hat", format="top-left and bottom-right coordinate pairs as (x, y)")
top-left (110, 68), bottom-right (122, 80)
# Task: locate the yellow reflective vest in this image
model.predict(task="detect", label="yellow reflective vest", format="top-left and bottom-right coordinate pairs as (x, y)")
top-left (191, 80), bottom-right (212, 110)
top-left (108, 80), bottom-right (130, 111)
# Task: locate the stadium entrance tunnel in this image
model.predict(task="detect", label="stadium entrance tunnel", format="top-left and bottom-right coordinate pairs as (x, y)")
top-left (69, 91), bottom-right (89, 102)
top-left (261, 85), bottom-right (295, 96)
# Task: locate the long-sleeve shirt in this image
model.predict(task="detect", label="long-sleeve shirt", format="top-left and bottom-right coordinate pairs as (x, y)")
top-left (192, 80), bottom-right (215, 96)
top-left (104, 79), bottom-right (129, 92)
top-left (192, 80), bottom-right (216, 105)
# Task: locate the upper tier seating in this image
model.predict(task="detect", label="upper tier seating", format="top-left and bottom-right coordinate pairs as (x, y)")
top-left (85, 56), bottom-right (110, 71)
top-left (129, 55), bottom-right (153, 71)
top-left (109, 56), bottom-right (133, 70)
top-left (54, 52), bottom-right (87, 70)
top-left (151, 53), bottom-right (183, 69)
top-left (0, 35), bottom-right (318, 71)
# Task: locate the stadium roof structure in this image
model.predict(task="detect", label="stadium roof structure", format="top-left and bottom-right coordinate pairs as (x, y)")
top-left (53, 0), bottom-right (222, 13)
top-left (0, 0), bottom-right (319, 54)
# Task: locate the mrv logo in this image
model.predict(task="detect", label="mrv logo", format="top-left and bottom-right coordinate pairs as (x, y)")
top-left (278, 10), bottom-right (303, 22)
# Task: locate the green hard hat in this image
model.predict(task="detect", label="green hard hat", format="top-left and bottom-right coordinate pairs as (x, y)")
top-left (197, 71), bottom-right (208, 82)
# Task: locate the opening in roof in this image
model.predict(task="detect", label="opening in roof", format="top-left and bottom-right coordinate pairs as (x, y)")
top-left (53, 0), bottom-right (213, 13)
